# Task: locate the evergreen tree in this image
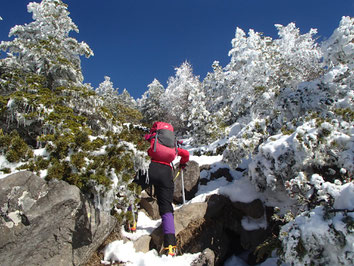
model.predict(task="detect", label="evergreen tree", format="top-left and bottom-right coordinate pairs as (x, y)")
top-left (203, 61), bottom-right (229, 113)
top-left (96, 77), bottom-right (141, 124)
top-left (162, 61), bottom-right (201, 132)
top-left (0, 0), bottom-right (93, 89)
top-left (232, 17), bottom-right (353, 265)
top-left (0, 0), bottom-right (147, 227)
top-left (223, 23), bottom-right (323, 167)
top-left (137, 78), bottom-right (165, 125)
top-left (96, 76), bottom-right (118, 98)
top-left (322, 16), bottom-right (354, 67)
top-left (119, 88), bottom-right (136, 107)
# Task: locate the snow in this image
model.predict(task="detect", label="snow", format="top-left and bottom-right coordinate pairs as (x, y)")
top-left (122, 211), bottom-right (161, 241)
top-left (220, 176), bottom-right (259, 203)
top-left (99, 154), bottom-right (282, 265)
top-left (0, 156), bottom-right (22, 180)
top-left (224, 255), bottom-right (249, 266)
top-left (103, 240), bottom-right (200, 266)
top-left (190, 154), bottom-right (223, 166)
top-left (1, 142), bottom-right (352, 265)
top-left (333, 182), bottom-right (354, 210)
top-left (0, 12), bottom-right (352, 265)
top-left (241, 215), bottom-right (267, 231)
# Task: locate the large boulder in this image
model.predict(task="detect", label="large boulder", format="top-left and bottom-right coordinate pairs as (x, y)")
top-left (240, 227), bottom-right (268, 251)
top-left (133, 235), bottom-right (152, 253)
top-left (0, 171), bottom-right (116, 266)
top-left (149, 195), bottom-right (233, 265)
top-left (174, 160), bottom-right (200, 203)
top-left (139, 191), bottom-right (160, 220)
top-left (150, 202), bottom-right (208, 250)
top-left (231, 199), bottom-right (265, 219)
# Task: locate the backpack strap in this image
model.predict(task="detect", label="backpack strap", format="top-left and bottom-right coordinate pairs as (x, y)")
top-left (153, 132), bottom-right (158, 152)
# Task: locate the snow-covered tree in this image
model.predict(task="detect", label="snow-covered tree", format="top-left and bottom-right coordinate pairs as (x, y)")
top-left (322, 16), bottom-right (354, 67)
top-left (95, 77), bottom-right (141, 124)
top-left (0, 0), bottom-right (93, 89)
top-left (137, 78), bottom-right (165, 125)
top-left (247, 17), bottom-right (353, 193)
top-left (119, 88), bottom-right (136, 107)
top-left (96, 76), bottom-right (118, 98)
top-left (0, 0), bottom-right (146, 229)
top-left (226, 23), bottom-right (322, 118)
top-left (238, 17), bottom-right (353, 265)
top-left (223, 22), bottom-right (323, 167)
top-left (203, 61), bottom-right (229, 113)
top-left (185, 76), bottom-right (211, 144)
top-left (162, 61), bottom-right (202, 132)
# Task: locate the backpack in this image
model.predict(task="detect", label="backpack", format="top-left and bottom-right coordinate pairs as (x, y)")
top-left (148, 122), bottom-right (178, 164)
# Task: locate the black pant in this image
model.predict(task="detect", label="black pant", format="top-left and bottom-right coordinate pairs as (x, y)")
top-left (148, 162), bottom-right (174, 215)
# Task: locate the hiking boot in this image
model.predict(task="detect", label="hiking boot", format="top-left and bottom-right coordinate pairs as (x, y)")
top-left (130, 220), bottom-right (137, 232)
top-left (163, 245), bottom-right (177, 256)
top-left (124, 220), bottom-right (137, 233)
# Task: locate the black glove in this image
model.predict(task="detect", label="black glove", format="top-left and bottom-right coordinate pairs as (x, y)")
top-left (179, 163), bottom-right (187, 169)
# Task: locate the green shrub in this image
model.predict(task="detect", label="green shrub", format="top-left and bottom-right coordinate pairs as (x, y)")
top-left (1, 131), bottom-right (33, 163)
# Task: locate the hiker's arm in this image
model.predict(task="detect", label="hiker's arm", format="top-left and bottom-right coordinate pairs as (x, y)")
top-left (177, 148), bottom-right (189, 166)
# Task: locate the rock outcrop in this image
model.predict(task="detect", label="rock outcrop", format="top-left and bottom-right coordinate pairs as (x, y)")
top-left (173, 160), bottom-right (200, 203)
top-left (135, 193), bottom-right (270, 265)
top-left (0, 171), bottom-right (116, 266)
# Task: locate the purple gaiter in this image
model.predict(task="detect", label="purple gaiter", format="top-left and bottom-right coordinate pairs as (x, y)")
top-left (161, 212), bottom-right (175, 235)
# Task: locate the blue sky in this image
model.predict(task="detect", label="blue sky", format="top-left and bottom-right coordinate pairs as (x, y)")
top-left (1, 0), bottom-right (353, 99)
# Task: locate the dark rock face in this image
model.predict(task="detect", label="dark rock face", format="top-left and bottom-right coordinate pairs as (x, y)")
top-left (210, 168), bottom-right (233, 182)
top-left (143, 192), bottom-right (270, 266)
top-left (0, 171), bottom-right (116, 266)
top-left (139, 191), bottom-right (160, 220)
top-left (173, 160), bottom-right (200, 203)
top-left (232, 199), bottom-right (265, 219)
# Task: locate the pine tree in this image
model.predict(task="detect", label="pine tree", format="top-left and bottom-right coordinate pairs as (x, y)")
top-left (96, 76), bottom-right (118, 98)
top-left (119, 88), bottom-right (136, 107)
top-left (162, 61), bottom-right (201, 132)
top-left (222, 23), bottom-right (323, 166)
top-left (137, 78), bottom-right (165, 125)
top-left (0, 0), bottom-right (93, 89)
top-left (0, 0), bottom-right (147, 227)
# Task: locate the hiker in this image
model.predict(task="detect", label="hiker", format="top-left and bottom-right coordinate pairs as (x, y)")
top-left (144, 121), bottom-right (189, 256)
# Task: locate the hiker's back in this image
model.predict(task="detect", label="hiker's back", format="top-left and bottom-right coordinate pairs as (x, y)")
top-left (145, 122), bottom-right (177, 164)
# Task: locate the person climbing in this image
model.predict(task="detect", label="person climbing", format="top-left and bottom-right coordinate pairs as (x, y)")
top-left (143, 121), bottom-right (189, 256)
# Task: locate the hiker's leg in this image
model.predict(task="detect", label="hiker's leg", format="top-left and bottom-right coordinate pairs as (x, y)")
top-left (155, 184), bottom-right (175, 246)
top-left (148, 162), bottom-right (176, 247)
top-left (161, 212), bottom-right (176, 246)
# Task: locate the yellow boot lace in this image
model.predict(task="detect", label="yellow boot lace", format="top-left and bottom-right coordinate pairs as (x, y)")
top-left (164, 245), bottom-right (177, 256)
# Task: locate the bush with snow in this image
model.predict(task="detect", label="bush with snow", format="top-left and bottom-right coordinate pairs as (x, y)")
top-left (279, 183), bottom-right (354, 265)
top-left (0, 0), bottom-right (147, 226)
top-left (232, 16), bottom-right (353, 265)
top-left (1, 1), bottom-right (353, 264)
top-left (174, 16), bottom-right (352, 265)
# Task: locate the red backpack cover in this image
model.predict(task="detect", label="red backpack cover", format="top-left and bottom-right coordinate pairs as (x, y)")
top-left (147, 122), bottom-right (177, 164)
